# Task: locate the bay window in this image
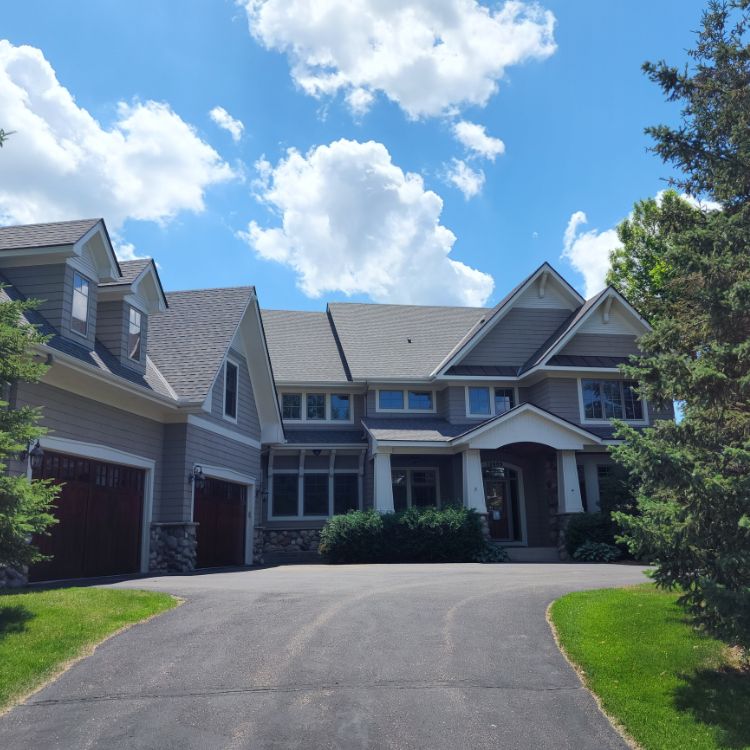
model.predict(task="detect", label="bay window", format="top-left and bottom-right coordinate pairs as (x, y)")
top-left (581, 379), bottom-right (644, 421)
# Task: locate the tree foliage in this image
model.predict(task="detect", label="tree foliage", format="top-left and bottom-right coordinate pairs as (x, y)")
top-left (0, 294), bottom-right (58, 570)
top-left (608, 1), bottom-right (750, 648)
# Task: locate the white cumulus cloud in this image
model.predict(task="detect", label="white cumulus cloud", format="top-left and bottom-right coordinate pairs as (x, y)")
top-left (446, 159), bottom-right (485, 199)
top-left (240, 139), bottom-right (495, 305)
top-left (243, 0), bottom-right (556, 119)
top-left (0, 41), bottom-right (235, 234)
top-left (452, 120), bottom-right (505, 160)
top-left (562, 211), bottom-right (621, 298)
top-left (209, 106), bottom-right (245, 141)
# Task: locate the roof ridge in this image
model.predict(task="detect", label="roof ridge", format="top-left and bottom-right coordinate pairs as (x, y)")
top-left (166, 285), bottom-right (255, 295)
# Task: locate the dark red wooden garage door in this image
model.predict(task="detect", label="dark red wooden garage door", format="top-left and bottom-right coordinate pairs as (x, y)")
top-left (194, 478), bottom-right (246, 568)
top-left (29, 451), bottom-right (144, 582)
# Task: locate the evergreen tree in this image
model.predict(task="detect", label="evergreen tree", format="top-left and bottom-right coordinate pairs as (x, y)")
top-left (608, 0), bottom-right (750, 648)
top-left (0, 294), bottom-right (58, 570)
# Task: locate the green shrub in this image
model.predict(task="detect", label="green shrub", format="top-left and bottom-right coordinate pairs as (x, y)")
top-left (572, 541), bottom-right (622, 563)
top-left (472, 541), bottom-right (510, 563)
top-left (564, 512), bottom-right (616, 557)
top-left (318, 506), bottom-right (500, 564)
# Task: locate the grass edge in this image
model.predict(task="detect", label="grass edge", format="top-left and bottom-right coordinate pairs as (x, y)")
top-left (545, 597), bottom-right (642, 750)
top-left (0, 592), bottom-right (183, 717)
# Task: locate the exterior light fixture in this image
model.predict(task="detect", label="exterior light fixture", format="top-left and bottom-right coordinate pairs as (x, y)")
top-left (188, 464), bottom-right (206, 490)
top-left (22, 439), bottom-right (45, 472)
top-left (312, 449), bottom-right (322, 456)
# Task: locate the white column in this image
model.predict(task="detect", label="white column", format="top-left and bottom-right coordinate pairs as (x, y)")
top-left (583, 460), bottom-right (600, 512)
top-left (557, 450), bottom-right (584, 513)
top-left (462, 449), bottom-right (487, 513)
top-left (373, 451), bottom-right (394, 513)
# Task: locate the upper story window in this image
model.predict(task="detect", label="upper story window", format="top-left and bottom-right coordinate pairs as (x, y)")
top-left (280, 393), bottom-right (353, 423)
top-left (224, 360), bottom-right (238, 420)
top-left (466, 386), bottom-right (516, 417)
top-left (581, 379), bottom-right (644, 422)
top-left (377, 389), bottom-right (435, 412)
top-left (128, 307), bottom-right (142, 360)
top-left (71, 272), bottom-right (90, 336)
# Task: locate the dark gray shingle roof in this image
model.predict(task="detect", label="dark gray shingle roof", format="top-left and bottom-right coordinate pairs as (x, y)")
top-left (262, 309), bottom-right (349, 383)
top-left (327, 302), bottom-right (487, 380)
top-left (362, 417), bottom-right (477, 442)
top-left (100, 258), bottom-right (151, 285)
top-left (148, 287), bottom-right (254, 401)
top-left (0, 219), bottom-right (100, 250)
top-left (0, 278), bottom-right (174, 399)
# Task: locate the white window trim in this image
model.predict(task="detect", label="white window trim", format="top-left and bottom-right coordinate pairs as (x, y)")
top-left (223, 358), bottom-right (240, 423)
top-left (268, 449), bottom-right (363, 520)
top-left (391, 466), bottom-right (441, 509)
top-left (127, 305), bottom-right (143, 362)
top-left (464, 386), bottom-right (519, 418)
top-left (279, 392), bottom-right (355, 425)
top-left (375, 388), bottom-right (437, 414)
top-left (70, 271), bottom-right (91, 339)
top-left (577, 377), bottom-right (649, 425)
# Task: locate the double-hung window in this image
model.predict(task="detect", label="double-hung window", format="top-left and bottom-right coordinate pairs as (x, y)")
top-left (224, 361), bottom-right (238, 420)
top-left (581, 379), bottom-right (644, 421)
top-left (467, 386), bottom-right (516, 417)
top-left (281, 393), bottom-right (352, 422)
top-left (128, 307), bottom-right (142, 360)
top-left (282, 393), bottom-right (302, 420)
top-left (71, 272), bottom-right (90, 335)
top-left (306, 393), bottom-right (326, 420)
top-left (391, 468), bottom-right (439, 511)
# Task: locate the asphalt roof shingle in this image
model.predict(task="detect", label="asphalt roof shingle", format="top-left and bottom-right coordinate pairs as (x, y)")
top-left (148, 287), bottom-right (255, 401)
top-left (261, 309), bottom-right (350, 383)
top-left (0, 219), bottom-right (100, 250)
top-left (327, 302), bottom-right (487, 380)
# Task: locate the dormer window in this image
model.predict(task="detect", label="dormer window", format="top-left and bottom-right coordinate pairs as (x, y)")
top-left (128, 307), bottom-right (142, 360)
top-left (71, 273), bottom-right (90, 335)
top-left (224, 360), bottom-right (238, 420)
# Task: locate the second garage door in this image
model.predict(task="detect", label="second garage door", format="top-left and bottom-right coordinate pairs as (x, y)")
top-left (30, 451), bottom-right (145, 582)
top-left (194, 477), bottom-right (246, 568)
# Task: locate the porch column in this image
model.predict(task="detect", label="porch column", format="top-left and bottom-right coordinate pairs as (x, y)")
top-left (373, 450), bottom-right (394, 513)
top-left (557, 450), bottom-right (584, 513)
top-left (462, 449), bottom-right (487, 513)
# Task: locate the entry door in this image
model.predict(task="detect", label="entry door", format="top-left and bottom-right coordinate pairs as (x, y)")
top-left (30, 452), bottom-right (144, 581)
top-left (481, 463), bottom-right (522, 542)
top-left (194, 478), bottom-right (246, 568)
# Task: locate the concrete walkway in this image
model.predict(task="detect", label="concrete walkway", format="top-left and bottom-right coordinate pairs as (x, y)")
top-left (0, 563), bottom-right (648, 749)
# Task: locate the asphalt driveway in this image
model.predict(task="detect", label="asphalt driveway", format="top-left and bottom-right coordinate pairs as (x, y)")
top-left (0, 563), bottom-right (647, 749)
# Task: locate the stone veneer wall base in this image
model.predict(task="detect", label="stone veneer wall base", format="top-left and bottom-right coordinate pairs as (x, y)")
top-left (150, 522), bottom-right (198, 573)
top-left (0, 565), bottom-right (28, 588)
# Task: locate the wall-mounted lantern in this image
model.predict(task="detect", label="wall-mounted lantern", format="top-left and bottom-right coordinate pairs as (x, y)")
top-left (21, 439), bottom-right (45, 472)
top-left (188, 464), bottom-right (206, 490)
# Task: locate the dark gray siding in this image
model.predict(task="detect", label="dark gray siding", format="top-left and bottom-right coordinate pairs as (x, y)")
top-left (14, 380), bottom-right (165, 509)
top-left (0, 263), bottom-right (69, 336)
top-left (461, 307), bottom-right (571, 367)
top-left (161, 423), bottom-right (189, 522)
top-left (560, 333), bottom-right (640, 357)
top-left (527, 378), bottom-right (580, 424)
top-left (96, 300), bottom-right (126, 358)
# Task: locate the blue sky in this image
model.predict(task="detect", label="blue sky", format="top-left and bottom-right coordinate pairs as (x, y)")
top-left (2, 0), bottom-right (705, 310)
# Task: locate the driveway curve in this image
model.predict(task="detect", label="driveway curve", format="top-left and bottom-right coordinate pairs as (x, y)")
top-left (0, 563), bottom-right (647, 749)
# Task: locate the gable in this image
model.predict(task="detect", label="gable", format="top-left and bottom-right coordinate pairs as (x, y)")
top-left (577, 298), bottom-right (645, 336)
top-left (459, 307), bottom-right (571, 368)
top-left (514, 279), bottom-right (579, 310)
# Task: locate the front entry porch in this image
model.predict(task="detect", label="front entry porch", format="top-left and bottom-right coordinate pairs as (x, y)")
top-left (368, 403), bottom-right (608, 557)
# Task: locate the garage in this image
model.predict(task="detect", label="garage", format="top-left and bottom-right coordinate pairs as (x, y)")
top-left (194, 477), bottom-right (246, 568)
top-left (30, 451), bottom-right (145, 582)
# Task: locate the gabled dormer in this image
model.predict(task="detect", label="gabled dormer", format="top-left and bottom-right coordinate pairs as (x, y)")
top-left (0, 218), bottom-right (120, 351)
top-left (97, 259), bottom-right (168, 374)
top-left (434, 263), bottom-right (584, 378)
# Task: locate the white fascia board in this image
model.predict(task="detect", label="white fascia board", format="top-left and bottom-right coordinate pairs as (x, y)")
top-left (74, 221), bottom-right (120, 282)
top-left (433, 264), bottom-right (583, 378)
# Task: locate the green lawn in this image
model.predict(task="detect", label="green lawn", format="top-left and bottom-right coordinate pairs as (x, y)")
top-left (550, 584), bottom-right (750, 750)
top-left (0, 587), bottom-right (177, 712)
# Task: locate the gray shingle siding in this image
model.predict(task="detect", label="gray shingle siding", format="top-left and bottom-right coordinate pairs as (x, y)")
top-left (460, 307), bottom-right (572, 367)
top-left (559, 333), bottom-right (640, 357)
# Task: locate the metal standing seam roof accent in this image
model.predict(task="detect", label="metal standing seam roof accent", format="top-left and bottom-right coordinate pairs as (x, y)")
top-left (0, 218), bottom-right (102, 250)
top-left (147, 286), bottom-right (256, 401)
top-left (261, 309), bottom-right (350, 384)
top-left (283, 429), bottom-right (367, 445)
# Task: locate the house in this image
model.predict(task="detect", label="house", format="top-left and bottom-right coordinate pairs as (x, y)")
top-left (1, 218), bottom-right (668, 582)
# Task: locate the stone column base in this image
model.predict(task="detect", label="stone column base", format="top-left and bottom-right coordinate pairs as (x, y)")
top-left (149, 523), bottom-right (198, 573)
top-left (556, 513), bottom-right (581, 561)
top-left (478, 513), bottom-right (491, 540)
